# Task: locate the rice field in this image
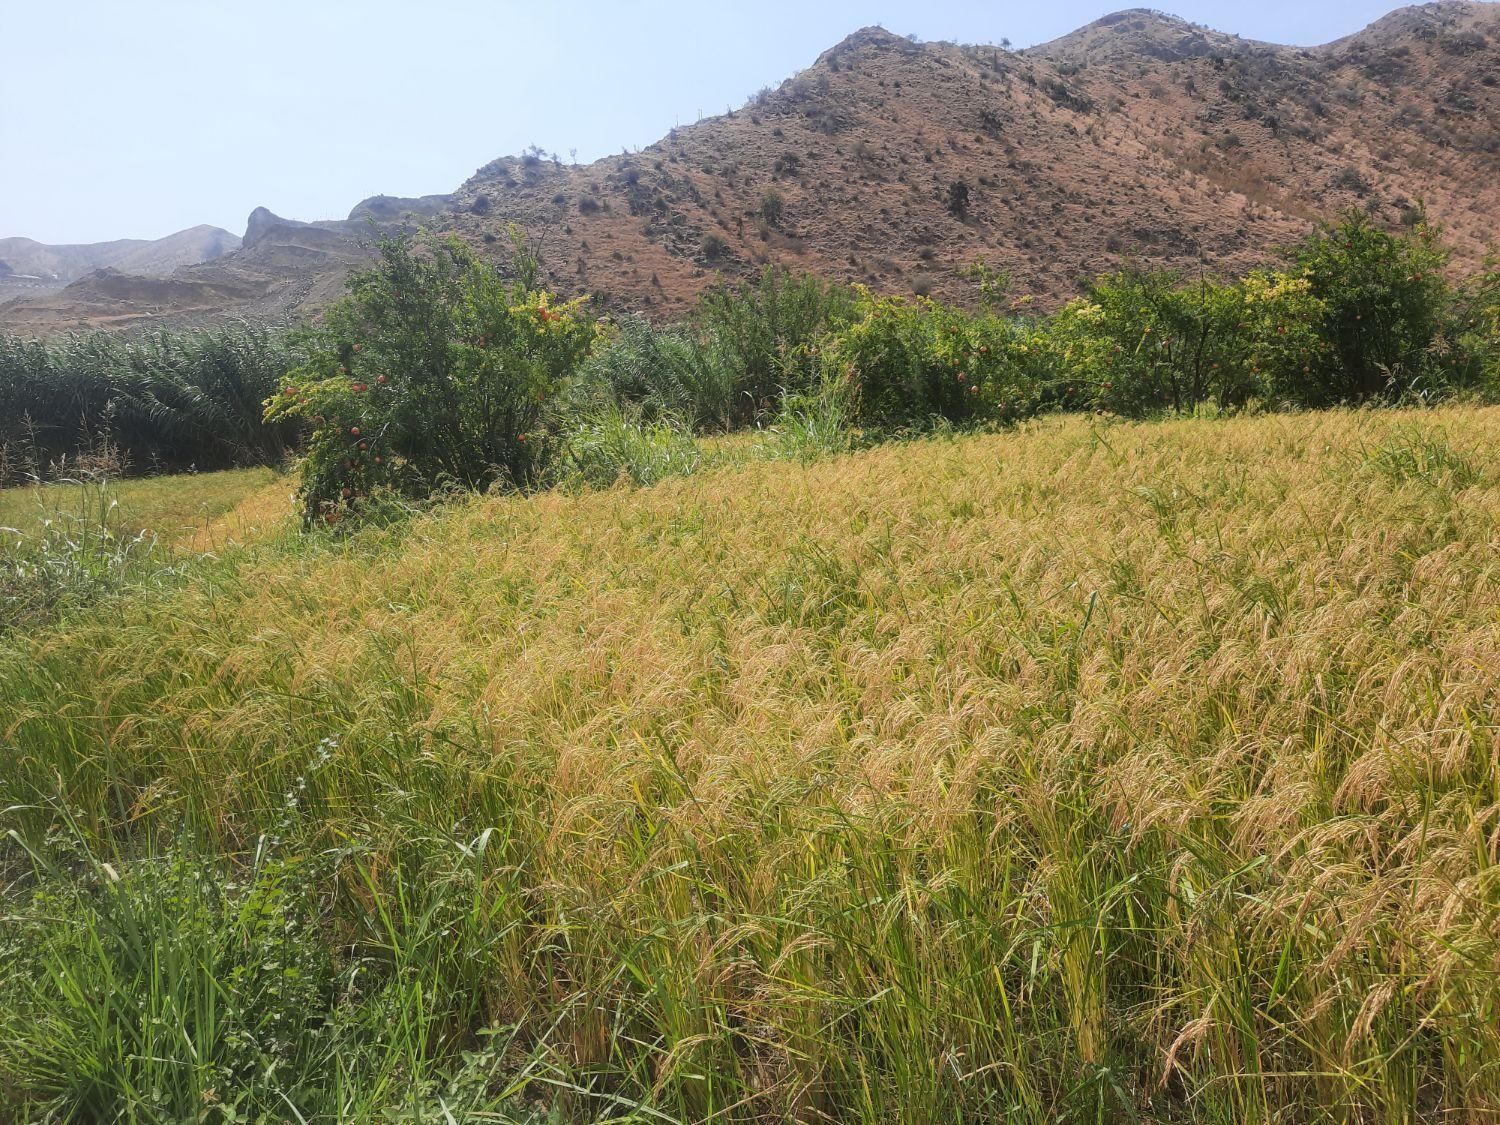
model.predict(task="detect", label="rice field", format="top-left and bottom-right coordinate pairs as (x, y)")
top-left (2, 407), bottom-right (1497, 1121)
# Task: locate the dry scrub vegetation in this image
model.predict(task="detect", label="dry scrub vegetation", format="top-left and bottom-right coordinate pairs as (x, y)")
top-left (2, 407), bottom-right (1498, 1120)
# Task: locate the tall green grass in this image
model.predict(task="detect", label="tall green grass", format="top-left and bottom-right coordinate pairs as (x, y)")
top-left (0, 470), bottom-right (176, 634)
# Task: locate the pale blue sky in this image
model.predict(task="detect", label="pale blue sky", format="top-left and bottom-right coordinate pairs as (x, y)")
top-left (3, 0), bottom-right (1418, 245)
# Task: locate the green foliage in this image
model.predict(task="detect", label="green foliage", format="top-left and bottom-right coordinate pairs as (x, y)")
top-left (0, 469), bottom-right (181, 634)
top-left (1290, 208), bottom-right (1452, 401)
top-left (0, 325), bottom-right (299, 486)
top-left (691, 265), bottom-right (859, 427)
top-left (961, 260), bottom-right (1014, 311)
top-left (1, 845), bottom-right (337, 1122)
top-left (1003, 214), bottom-right (1485, 417)
top-left (578, 314), bottom-right (731, 429)
top-left (1363, 426), bottom-right (1483, 489)
top-left (1036, 269), bottom-right (1328, 413)
top-left (824, 288), bottom-right (1041, 428)
top-left (8, 211), bottom-right (1475, 543)
top-left (556, 404), bottom-right (704, 489)
top-left (767, 373), bottom-right (859, 462)
top-left (265, 232), bottom-right (594, 524)
top-left (759, 187), bottom-right (785, 226)
top-left (1441, 261), bottom-right (1500, 396)
top-left (0, 825), bottom-right (546, 1122)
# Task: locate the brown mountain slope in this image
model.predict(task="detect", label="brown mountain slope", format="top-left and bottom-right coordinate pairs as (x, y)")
top-left (2, 2), bottom-right (1496, 336)
top-left (440, 1), bottom-right (1498, 314)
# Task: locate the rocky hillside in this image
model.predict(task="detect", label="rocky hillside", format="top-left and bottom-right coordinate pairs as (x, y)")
top-left (441, 1), bottom-right (1498, 314)
top-left (2, 2), bottom-right (1496, 335)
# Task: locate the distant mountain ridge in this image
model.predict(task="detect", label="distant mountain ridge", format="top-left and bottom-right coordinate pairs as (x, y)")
top-left (2, 1), bottom-right (1497, 336)
top-left (0, 196), bottom-right (451, 334)
top-left (0, 225), bottom-right (240, 290)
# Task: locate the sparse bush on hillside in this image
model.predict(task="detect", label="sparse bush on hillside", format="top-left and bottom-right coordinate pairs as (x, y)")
top-left (1331, 165), bottom-right (1372, 194)
top-left (1040, 75), bottom-right (1094, 112)
top-left (759, 187), bottom-right (785, 226)
top-left (945, 179), bottom-right (971, 218)
top-left (264, 231), bottom-right (594, 524)
top-left (700, 232), bottom-right (730, 261)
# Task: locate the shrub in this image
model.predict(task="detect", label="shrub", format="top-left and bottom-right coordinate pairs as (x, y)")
top-left (692, 266), bottom-right (859, 427)
top-left (759, 187), bottom-right (785, 226)
top-left (576, 271), bottom-right (857, 434)
top-left (575, 314), bottom-right (731, 429)
top-left (1431, 260), bottom-right (1500, 399)
top-left (1330, 166), bottom-right (1372, 194)
top-left (1040, 77), bottom-right (1094, 112)
top-left (1034, 269), bottom-right (1327, 414)
top-left (961, 260), bottom-right (1014, 311)
top-left (264, 232), bottom-right (594, 524)
top-left (824, 288), bottom-right (1042, 428)
top-left (1288, 209), bottom-right (1451, 402)
top-left (946, 179), bottom-right (971, 218)
top-left (701, 232), bottom-right (730, 261)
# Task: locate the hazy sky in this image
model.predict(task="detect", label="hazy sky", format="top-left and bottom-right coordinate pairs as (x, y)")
top-left (3, 0), bottom-right (1418, 245)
